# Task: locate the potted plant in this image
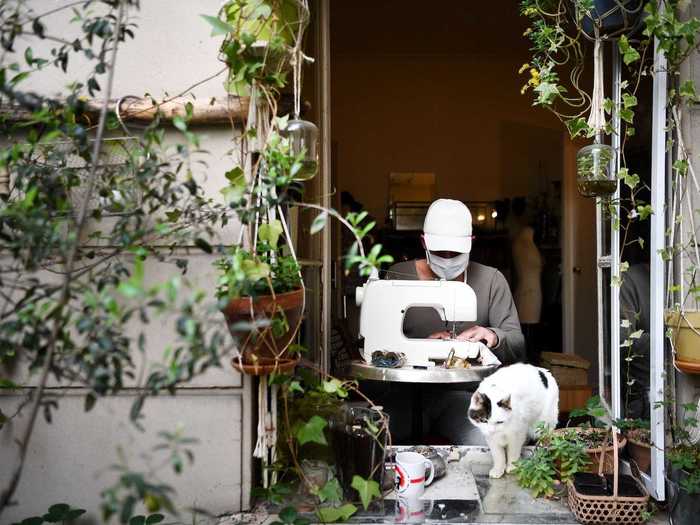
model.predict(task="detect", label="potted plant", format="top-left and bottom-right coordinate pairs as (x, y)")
top-left (514, 423), bottom-right (591, 498)
top-left (216, 220), bottom-right (304, 375)
top-left (564, 396), bottom-right (628, 474)
top-left (204, 0), bottom-right (309, 96)
top-left (262, 373), bottom-right (391, 521)
top-left (617, 418), bottom-right (651, 474)
top-left (667, 403), bottom-right (700, 525)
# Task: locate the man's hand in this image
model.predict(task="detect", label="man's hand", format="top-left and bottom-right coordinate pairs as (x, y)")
top-left (456, 326), bottom-right (498, 348)
top-left (428, 326), bottom-right (498, 348)
top-left (428, 331), bottom-right (452, 340)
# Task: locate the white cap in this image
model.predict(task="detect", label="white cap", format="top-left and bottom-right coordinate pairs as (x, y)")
top-left (423, 199), bottom-right (472, 254)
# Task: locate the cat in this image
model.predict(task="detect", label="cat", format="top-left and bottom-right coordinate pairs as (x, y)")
top-left (468, 363), bottom-right (559, 479)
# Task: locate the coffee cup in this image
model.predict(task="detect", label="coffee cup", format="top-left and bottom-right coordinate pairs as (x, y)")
top-left (394, 451), bottom-right (435, 499)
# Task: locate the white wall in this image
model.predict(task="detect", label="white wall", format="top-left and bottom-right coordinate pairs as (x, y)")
top-left (0, 1), bottom-right (252, 522)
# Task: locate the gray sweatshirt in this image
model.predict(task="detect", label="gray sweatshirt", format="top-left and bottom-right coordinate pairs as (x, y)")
top-left (386, 260), bottom-right (526, 365)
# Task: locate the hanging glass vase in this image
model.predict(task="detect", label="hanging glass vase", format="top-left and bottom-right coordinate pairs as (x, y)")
top-left (577, 143), bottom-right (616, 198)
top-left (282, 119), bottom-right (319, 181)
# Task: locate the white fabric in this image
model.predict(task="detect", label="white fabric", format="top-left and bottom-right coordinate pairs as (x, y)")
top-left (423, 199), bottom-right (472, 254)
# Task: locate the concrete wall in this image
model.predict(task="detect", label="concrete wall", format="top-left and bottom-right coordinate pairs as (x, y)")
top-left (0, 1), bottom-right (252, 522)
top-left (676, 0), bottom-right (700, 419)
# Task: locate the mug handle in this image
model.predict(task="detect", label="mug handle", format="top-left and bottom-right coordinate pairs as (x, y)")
top-left (424, 460), bottom-right (435, 486)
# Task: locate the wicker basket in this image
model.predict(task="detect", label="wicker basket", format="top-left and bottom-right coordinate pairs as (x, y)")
top-left (567, 429), bottom-right (649, 524)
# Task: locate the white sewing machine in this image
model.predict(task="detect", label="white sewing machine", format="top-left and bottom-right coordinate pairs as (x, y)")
top-left (355, 271), bottom-right (489, 367)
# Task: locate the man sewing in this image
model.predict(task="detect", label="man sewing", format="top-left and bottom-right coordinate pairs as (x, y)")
top-left (376, 198), bottom-right (525, 444)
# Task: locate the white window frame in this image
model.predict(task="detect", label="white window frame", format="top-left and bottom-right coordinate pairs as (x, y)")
top-left (597, 36), bottom-right (666, 501)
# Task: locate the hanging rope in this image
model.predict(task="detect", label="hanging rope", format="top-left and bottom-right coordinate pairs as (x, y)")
top-left (587, 29), bottom-right (606, 141)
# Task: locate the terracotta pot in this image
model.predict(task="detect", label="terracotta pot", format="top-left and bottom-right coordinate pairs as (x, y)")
top-left (230, 355), bottom-right (299, 376)
top-left (666, 310), bottom-right (700, 374)
top-left (222, 288), bottom-right (304, 370)
top-left (626, 436), bottom-right (651, 475)
top-left (554, 427), bottom-right (627, 474)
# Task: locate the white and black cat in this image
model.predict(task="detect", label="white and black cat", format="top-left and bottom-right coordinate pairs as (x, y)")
top-left (468, 363), bottom-right (559, 478)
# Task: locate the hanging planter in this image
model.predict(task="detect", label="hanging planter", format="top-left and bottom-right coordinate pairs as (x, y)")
top-left (574, 0), bottom-right (645, 40)
top-left (577, 143), bottom-right (617, 198)
top-left (223, 287), bottom-right (305, 376)
top-left (665, 310), bottom-right (700, 374)
top-left (281, 119), bottom-right (319, 180)
top-left (213, 0), bottom-right (310, 96)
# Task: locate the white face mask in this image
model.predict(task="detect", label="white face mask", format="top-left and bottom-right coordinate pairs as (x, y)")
top-left (426, 251), bottom-right (469, 280)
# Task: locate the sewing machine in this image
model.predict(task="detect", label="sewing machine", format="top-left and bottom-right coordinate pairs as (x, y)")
top-left (355, 271), bottom-right (488, 367)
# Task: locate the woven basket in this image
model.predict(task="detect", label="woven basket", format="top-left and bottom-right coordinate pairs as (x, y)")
top-left (567, 428), bottom-right (649, 524)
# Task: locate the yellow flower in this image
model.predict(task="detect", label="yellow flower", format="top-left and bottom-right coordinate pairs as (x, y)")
top-left (518, 63), bottom-right (530, 75)
top-left (530, 68), bottom-right (540, 78)
top-left (523, 28), bottom-right (532, 36)
top-left (521, 85), bottom-right (529, 95)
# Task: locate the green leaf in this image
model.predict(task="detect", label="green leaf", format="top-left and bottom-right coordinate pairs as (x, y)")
top-left (322, 379), bottom-right (348, 398)
top-left (258, 220), bottom-right (284, 249)
top-left (84, 393), bottom-right (96, 412)
top-left (622, 93), bottom-right (637, 109)
top-left (165, 210), bottom-right (181, 222)
top-left (241, 259), bottom-right (270, 281)
top-left (351, 476), bottom-right (380, 510)
top-left (316, 504), bottom-right (357, 523)
top-left (619, 35), bottom-right (641, 65)
top-left (316, 477), bottom-right (342, 503)
top-left (194, 237), bottom-right (213, 254)
top-left (296, 415), bottom-right (328, 446)
top-left (620, 108), bottom-right (634, 124)
top-left (145, 515), bottom-right (164, 525)
top-left (565, 117), bottom-right (590, 138)
top-left (18, 518), bottom-right (44, 525)
top-left (680, 80), bottom-right (698, 101)
top-left (636, 204), bottom-right (653, 220)
top-left (311, 212), bottom-right (327, 235)
top-left (172, 116), bottom-right (187, 132)
top-left (278, 507), bottom-right (297, 524)
top-left (619, 168), bottom-right (639, 189)
top-left (200, 15), bottom-right (235, 36)
top-left (0, 379), bottom-right (19, 389)
top-left (289, 380), bottom-right (304, 394)
top-left (534, 81), bottom-right (560, 105)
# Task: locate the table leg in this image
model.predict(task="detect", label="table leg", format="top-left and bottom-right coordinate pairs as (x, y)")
top-left (412, 385), bottom-right (423, 443)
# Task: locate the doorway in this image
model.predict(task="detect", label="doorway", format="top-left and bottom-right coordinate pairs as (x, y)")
top-left (325, 1), bottom-right (596, 370)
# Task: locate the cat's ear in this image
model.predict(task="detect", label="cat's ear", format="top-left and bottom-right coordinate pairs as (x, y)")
top-left (471, 392), bottom-right (483, 406)
top-left (498, 395), bottom-right (512, 410)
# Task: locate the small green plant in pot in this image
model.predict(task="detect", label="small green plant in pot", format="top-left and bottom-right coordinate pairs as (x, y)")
top-left (576, 143), bottom-right (616, 198)
top-left (513, 423), bottom-right (591, 498)
top-left (217, 219), bottom-right (304, 375)
top-left (261, 372), bottom-right (390, 521)
top-left (566, 396), bottom-right (627, 474)
top-left (667, 402), bottom-right (700, 525)
top-left (616, 418), bottom-right (651, 474)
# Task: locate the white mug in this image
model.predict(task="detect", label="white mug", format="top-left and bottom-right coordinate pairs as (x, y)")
top-left (394, 451), bottom-right (435, 498)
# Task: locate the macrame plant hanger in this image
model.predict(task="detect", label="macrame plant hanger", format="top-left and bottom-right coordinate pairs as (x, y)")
top-left (251, 0), bottom-right (310, 489)
top-left (589, 26), bottom-right (606, 143)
